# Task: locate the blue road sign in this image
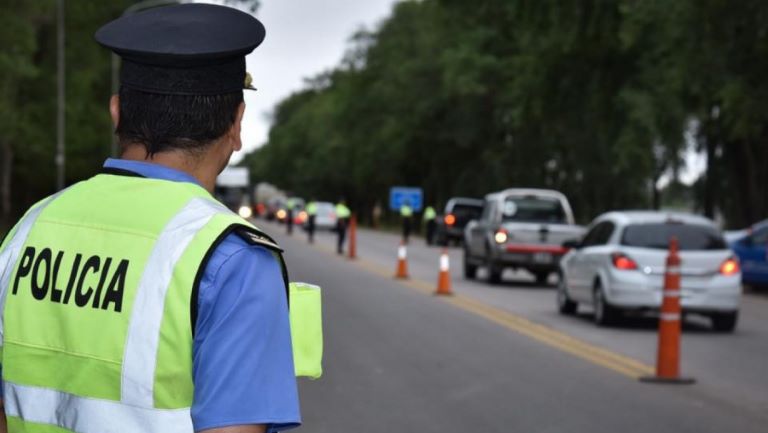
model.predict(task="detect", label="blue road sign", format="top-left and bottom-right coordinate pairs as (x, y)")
top-left (389, 187), bottom-right (423, 212)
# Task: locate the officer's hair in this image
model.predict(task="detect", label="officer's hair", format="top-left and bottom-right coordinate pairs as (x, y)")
top-left (115, 86), bottom-right (243, 156)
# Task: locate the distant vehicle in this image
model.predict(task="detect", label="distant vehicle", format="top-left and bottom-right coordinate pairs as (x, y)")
top-left (265, 197), bottom-right (286, 221)
top-left (434, 197), bottom-right (483, 246)
top-left (728, 219), bottom-right (768, 287)
top-left (558, 211), bottom-right (741, 332)
top-left (463, 188), bottom-right (585, 285)
top-left (278, 197), bottom-right (305, 224)
top-left (305, 201), bottom-right (338, 231)
top-left (215, 167), bottom-right (252, 219)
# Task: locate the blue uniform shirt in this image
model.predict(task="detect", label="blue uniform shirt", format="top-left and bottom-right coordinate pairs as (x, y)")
top-left (1, 159), bottom-right (301, 433)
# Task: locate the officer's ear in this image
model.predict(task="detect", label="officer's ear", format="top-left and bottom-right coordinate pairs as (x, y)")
top-left (109, 95), bottom-right (120, 129)
top-left (228, 101), bottom-right (246, 152)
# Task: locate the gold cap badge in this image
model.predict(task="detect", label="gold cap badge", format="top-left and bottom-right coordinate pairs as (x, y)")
top-left (244, 72), bottom-right (256, 90)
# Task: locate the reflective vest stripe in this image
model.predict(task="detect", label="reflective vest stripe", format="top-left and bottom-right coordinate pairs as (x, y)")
top-left (0, 193), bottom-right (62, 345)
top-left (4, 381), bottom-right (193, 433)
top-left (121, 197), bottom-right (230, 407)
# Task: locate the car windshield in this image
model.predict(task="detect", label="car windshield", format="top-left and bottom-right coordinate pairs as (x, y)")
top-left (501, 196), bottom-right (566, 223)
top-left (621, 223), bottom-right (727, 250)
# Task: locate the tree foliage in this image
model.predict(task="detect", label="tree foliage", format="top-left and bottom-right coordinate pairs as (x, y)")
top-left (0, 0), bottom-right (260, 224)
top-left (244, 0), bottom-right (768, 228)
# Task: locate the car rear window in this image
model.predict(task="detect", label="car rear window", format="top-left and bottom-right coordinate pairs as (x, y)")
top-left (621, 223), bottom-right (727, 250)
top-left (451, 204), bottom-right (482, 221)
top-left (317, 203), bottom-right (334, 214)
top-left (502, 197), bottom-right (567, 224)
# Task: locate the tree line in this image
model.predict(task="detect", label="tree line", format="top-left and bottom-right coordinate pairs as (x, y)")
top-left (243, 0), bottom-right (768, 228)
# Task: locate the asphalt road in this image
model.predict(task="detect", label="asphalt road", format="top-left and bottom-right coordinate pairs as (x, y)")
top-left (263, 220), bottom-right (768, 433)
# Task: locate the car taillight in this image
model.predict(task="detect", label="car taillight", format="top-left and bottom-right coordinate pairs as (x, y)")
top-left (719, 257), bottom-right (740, 275)
top-left (298, 211), bottom-right (308, 222)
top-left (276, 209), bottom-right (286, 220)
top-left (444, 214), bottom-right (456, 226)
top-left (612, 253), bottom-right (638, 270)
top-left (494, 229), bottom-right (508, 244)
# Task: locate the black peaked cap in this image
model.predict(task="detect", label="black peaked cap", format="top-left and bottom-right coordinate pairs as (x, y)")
top-left (96, 3), bottom-right (265, 95)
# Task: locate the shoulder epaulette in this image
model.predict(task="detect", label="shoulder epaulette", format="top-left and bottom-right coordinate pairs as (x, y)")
top-left (234, 225), bottom-right (283, 253)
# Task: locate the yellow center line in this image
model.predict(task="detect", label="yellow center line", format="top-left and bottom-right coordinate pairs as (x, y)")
top-left (295, 231), bottom-right (655, 379)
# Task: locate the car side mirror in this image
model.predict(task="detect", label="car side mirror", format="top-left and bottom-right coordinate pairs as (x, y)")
top-left (563, 239), bottom-right (581, 250)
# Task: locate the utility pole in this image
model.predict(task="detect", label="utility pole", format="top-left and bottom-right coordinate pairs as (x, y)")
top-left (56, 0), bottom-right (66, 190)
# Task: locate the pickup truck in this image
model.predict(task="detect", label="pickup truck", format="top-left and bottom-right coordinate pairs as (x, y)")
top-left (463, 188), bottom-right (585, 285)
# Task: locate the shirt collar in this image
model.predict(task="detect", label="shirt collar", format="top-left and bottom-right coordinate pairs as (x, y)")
top-left (103, 158), bottom-right (202, 186)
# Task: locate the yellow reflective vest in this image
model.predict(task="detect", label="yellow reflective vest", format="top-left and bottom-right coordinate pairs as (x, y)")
top-left (0, 173), bottom-right (321, 433)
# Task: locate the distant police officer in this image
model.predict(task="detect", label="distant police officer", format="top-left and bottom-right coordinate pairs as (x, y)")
top-left (306, 199), bottom-right (318, 243)
top-left (423, 205), bottom-right (437, 245)
top-left (400, 201), bottom-right (414, 244)
top-left (335, 199), bottom-right (351, 254)
top-left (0, 5), bottom-right (299, 433)
top-left (285, 197), bottom-right (296, 235)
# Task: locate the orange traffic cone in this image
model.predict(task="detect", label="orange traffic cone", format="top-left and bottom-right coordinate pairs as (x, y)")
top-left (395, 242), bottom-right (409, 279)
top-left (641, 237), bottom-right (695, 384)
top-left (435, 249), bottom-right (453, 295)
top-left (348, 214), bottom-right (357, 260)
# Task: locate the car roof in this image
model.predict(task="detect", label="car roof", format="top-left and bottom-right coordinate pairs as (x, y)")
top-left (447, 197), bottom-right (483, 207)
top-left (596, 210), bottom-right (718, 228)
top-left (485, 188), bottom-right (567, 201)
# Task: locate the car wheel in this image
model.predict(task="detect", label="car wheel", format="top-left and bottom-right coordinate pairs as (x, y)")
top-left (557, 274), bottom-right (577, 315)
top-left (711, 312), bottom-right (738, 333)
top-left (593, 283), bottom-right (619, 326)
top-left (534, 271), bottom-right (550, 286)
top-left (463, 248), bottom-right (478, 279)
top-left (483, 243), bottom-right (502, 284)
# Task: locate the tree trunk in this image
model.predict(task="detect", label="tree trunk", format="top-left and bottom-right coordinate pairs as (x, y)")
top-left (651, 180), bottom-right (661, 210)
top-left (739, 139), bottom-right (758, 227)
top-left (0, 139), bottom-right (12, 221)
top-left (702, 131), bottom-right (717, 219)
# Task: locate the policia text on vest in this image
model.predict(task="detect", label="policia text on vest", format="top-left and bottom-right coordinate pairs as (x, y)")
top-left (13, 247), bottom-right (128, 312)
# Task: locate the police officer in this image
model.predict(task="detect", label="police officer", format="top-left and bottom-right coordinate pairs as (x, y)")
top-left (335, 199), bottom-right (351, 254)
top-left (400, 200), bottom-right (414, 244)
top-left (423, 205), bottom-right (437, 245)
top-left (306, 199), bottom-right (318, 243)
top-left (0, 5), bottom-right (300, 433)
top-left (285, 197), bottom-right (296, 235)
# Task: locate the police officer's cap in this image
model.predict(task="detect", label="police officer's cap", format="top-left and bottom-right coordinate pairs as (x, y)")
top-left (96, 3), bottom-right (265, 95)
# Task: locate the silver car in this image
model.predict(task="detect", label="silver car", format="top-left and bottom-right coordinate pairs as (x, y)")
top-left (464, 188), bottom-right (585, 285)
top-left (558, 211), bottom-right (741, 331)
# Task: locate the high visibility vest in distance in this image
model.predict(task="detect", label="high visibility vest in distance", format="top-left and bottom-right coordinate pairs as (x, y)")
top-left (335, 204), bottom-right (350, 219)
top-left (423, 206), bottom-right (436, 221)
top-left (400, 205), bottom-right (413, 218)
top-left (306, 202), bottom-right (318, 216)
top-left (0, 173), bottom-right (293, 433)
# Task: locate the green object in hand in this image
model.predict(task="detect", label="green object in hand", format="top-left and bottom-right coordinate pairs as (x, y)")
top-left (289, 282), bottom-right (323, 379)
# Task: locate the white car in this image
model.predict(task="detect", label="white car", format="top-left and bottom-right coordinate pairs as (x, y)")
top-left (557, 211), bottom-right (741, 332)
top-left (308, 202), bottom-right (338, 230)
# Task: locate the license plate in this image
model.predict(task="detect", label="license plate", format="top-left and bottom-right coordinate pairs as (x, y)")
top-left (532, 252), bottom-right (553, 264)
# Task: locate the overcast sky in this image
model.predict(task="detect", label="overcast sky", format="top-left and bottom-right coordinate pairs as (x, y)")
top-left (218, 0), bottom-right (398, 162)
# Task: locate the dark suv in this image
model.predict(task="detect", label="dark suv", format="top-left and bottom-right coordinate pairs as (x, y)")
top-left (434, 197), bottom-right (484, 246)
